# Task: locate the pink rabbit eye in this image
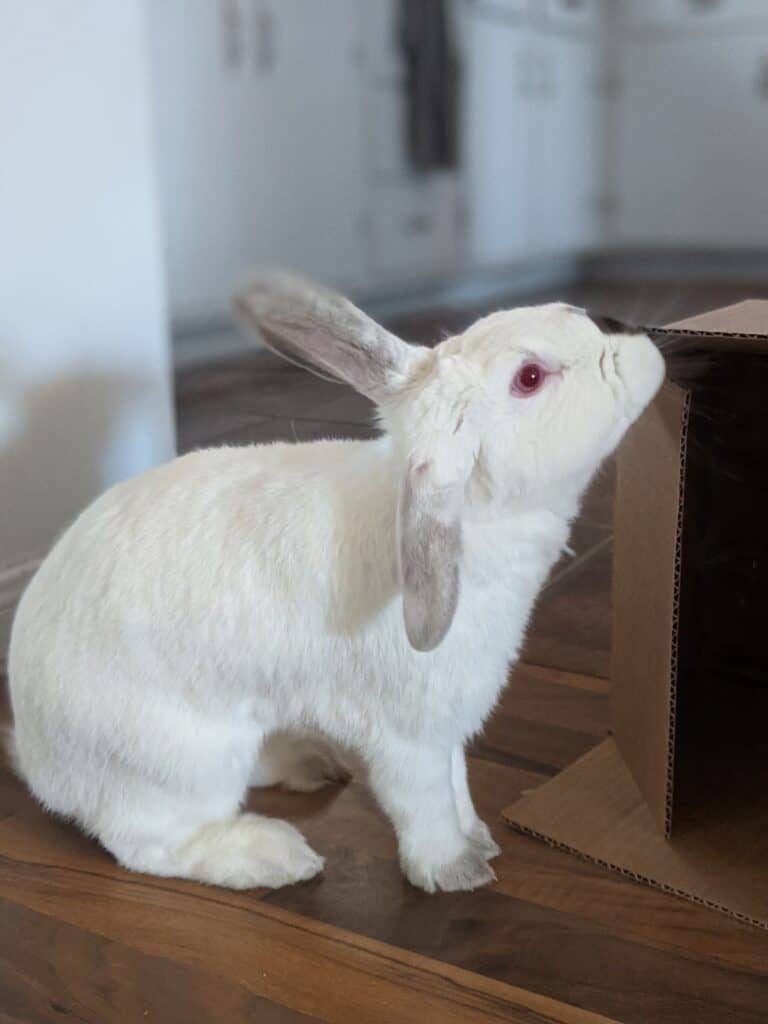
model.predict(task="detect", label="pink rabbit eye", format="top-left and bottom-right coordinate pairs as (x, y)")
top-left (511, 362), bottom-right (546, 396)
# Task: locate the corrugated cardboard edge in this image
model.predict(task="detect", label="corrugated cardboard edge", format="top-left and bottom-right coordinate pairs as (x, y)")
top-left (502, 739), bottom-right (768, 931)
top-left (610, 381), bottom-right (690, 834)
top-left (506, 820), bottom-right (767, 932)
top-left (647, 298), bottom-right (768, 348)
top-left (665, 389), bottom-right (691, 837)
top-left (666, 298), bottom-right (768, 337)
top-left (649, 327), bottom-right (768, 342)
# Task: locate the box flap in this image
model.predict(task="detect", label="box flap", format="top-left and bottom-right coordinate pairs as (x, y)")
top-left (651, 300), bottom-right (768, 352)
top-left (611, 381), bottom-right (690, 835)
top-left (669, 299), bottom-right (768, 336)
top-left (503, 738), bottom-right (768, 931)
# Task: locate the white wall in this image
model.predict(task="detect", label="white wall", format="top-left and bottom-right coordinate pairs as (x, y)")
top-left (0, 0), bottom-right (175, 647)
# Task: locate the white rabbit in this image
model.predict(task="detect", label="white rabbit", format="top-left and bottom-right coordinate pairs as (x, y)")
top-left (7, 274), bottom-right (665, 892)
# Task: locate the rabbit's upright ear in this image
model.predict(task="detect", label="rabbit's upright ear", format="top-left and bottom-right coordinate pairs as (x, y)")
top-left (234, 272), bottom-right (416, 401)
top-left (398, 432), bottom-right (475, 652)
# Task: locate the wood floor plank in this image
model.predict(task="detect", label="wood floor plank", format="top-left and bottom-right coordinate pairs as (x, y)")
top-left (0, 860), bottom-right (619, 1024)
top-left (7, 757), bottom-right (768, 1024)
top-left (9, 775), bottom-right (761, 1024)
top-left (0, 898), bottom-right (316, 1024)
top-left (175, 353), bottom-right (374, 455)
top-left (470, 709), bottom-right (604, 776)
top-left (463, 764), bottom-right (768, 979)
top-left (491, 829), bottom-right (768, 977)
top-left (523, 540), bottom-right (613, 679)
top-left (516, 664), bottom-right (610, 695)
top-left (499, 664), bottom-right (611, 738)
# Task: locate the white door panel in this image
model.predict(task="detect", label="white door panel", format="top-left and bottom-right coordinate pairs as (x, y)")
top-left (527, 34), bottom-right (601, 253)
top-left (465, 15), bottom-right (530, 264)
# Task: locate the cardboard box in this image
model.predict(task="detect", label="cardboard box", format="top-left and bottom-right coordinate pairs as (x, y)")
top-left (504, 300), bottom-right (768, 929)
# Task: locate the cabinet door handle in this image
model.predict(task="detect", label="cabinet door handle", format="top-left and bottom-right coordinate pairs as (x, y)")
top-left (404, 214), bottom-right (433, 235)
top-left (688, 0), bottom-right (722, 11)
top-left (517, 51), bottom-right (532, 98)
top-left (253, 3), bottom-right (275, 74)
top-left (758, 56), bottom-right (768, 99)
top-left (521, 51), bottom-right (547, 100)
top-left (221, 0), bottom-right (244, 70)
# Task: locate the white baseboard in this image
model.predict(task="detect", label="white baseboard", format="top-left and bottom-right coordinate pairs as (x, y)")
top-left (172, 248), bottom-right (768, 370)
top-left (585, 248), bottom-right (768, 282)
top-left (0, 556), bottom-right (41, 669)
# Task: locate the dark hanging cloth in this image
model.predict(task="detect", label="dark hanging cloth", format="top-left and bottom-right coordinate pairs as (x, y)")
top-left (398, 0), bottom-right (461, 173)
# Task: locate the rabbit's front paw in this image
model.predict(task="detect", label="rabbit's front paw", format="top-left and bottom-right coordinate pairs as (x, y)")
top-left (402, 842), bottom-right (497, 893)
top-left (467, 818), bottom-right (501, 860)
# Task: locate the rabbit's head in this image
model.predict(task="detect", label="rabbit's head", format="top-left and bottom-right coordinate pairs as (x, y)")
top-left (236, 275), bottom-right (665, 651)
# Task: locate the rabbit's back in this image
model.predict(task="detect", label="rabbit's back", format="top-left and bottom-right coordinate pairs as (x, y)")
top-left (9, 439), bottom-right (403, 723)
top-left (9, 433), bottom-right (554, 793)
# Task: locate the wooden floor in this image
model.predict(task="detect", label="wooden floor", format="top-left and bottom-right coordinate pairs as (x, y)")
top-left (3, 280), bottom-right (768, 1022)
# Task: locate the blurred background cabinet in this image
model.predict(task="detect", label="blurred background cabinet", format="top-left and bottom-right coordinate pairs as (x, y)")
top-left (149, 0), bottom-right (275, 323)
top-left (148, 0), bottom-right (369, 323)
top-left (615, 0), bottom-right (768, 29)
top-left (146, 0), bottom-right (768, 333)
top-left (463, 7), bottom-right (530, 265)
top-left (359, 0), bottom-right (463, 287)
top-left (464, 1), bottom-right (601, 266)
top-left (148, 0), bottom-right (464, 324)
top-left (525, 29), bottom-right (601, 254)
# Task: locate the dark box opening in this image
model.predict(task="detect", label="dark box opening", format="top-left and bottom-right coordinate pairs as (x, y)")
top-left (674, 351), bottom-right (768, 826)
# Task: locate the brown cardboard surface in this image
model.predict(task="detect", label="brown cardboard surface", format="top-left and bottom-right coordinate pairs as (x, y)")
top-left (611, 381), bottom-right (689, 835)
top-left (504, 300), bottom-right (768, 928)
top-left (503, 738), bottom-right (768, 930)
top-left (651, 299), bottom-right (768, 354)
top-left (668, 298), bottom-right (768, 337)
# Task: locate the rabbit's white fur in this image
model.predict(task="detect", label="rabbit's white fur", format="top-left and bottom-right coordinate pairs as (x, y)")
top-left (8, 282), bottom-right (665, 892)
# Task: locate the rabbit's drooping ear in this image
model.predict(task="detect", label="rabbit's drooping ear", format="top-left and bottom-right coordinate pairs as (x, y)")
top-left (398, 433), bottom-right (475, 652)
top-left (234, 272), bottom-right (416, 401)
